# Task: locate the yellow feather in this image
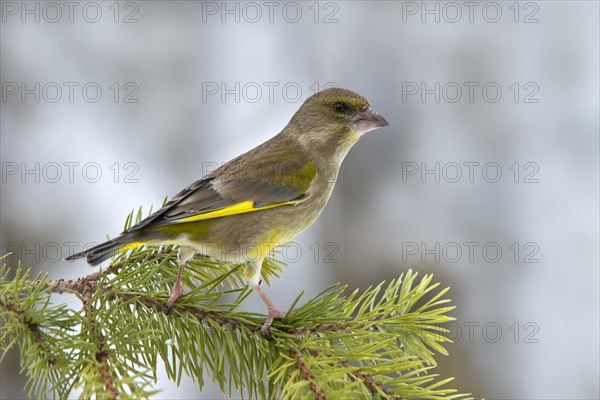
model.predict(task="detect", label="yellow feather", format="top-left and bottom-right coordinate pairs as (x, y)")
top-left (121, 241), bottom-right (144, 251)
top-left (174, 198), bottom-right (306, 223)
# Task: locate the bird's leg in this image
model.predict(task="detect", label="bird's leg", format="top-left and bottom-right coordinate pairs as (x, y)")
top-left (166, 247), bottom-right (195, 309)
top-left (251, 283), bottom-right (286, 334)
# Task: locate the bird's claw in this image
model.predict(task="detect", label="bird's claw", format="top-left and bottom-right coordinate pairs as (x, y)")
top-left (165, 281), bottom-right (183, 314)
top-left (261, 307), bottom-right (295, 336)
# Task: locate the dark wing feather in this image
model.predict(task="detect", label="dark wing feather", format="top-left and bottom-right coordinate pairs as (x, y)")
top-left (128, 177), bottom-right (307, 231)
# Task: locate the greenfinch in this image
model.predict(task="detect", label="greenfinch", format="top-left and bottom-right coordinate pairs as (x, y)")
top-left (67, 88), bottom-right (389, 333)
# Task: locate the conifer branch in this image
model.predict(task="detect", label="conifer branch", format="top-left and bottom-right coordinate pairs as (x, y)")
top-left (289, 347), bottom-right (326, 400)
top-left (81, 283), bottom-right (118, 400)
top-left (0, 298), bottom-right (55, 366)
top-left (342, 359), bottom-right (401, 399)
top-left (0, 212), bottom-right (472, 399)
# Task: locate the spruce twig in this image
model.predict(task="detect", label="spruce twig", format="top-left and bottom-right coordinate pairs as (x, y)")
top-left (0, 213), bottom-right (471, 399)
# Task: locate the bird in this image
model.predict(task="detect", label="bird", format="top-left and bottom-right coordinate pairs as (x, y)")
top-left (66, 87), bottom-right (389, 333)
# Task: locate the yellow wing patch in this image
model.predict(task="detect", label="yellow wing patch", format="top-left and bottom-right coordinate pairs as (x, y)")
top-left (174, 198), bottom-right (306, 224)
top-left (120, 241), bottom-right (145, 251)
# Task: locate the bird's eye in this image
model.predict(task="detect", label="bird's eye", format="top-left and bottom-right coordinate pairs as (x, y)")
top-left (335, 102), bottom-right (348, 114)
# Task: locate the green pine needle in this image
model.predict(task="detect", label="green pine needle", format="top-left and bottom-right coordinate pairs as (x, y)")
top-left (0, 212), bottom-right (471, 399)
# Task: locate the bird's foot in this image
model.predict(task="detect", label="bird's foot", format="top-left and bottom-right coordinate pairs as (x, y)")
top-left (165, 281), bottom-right (184, 313)
top-left (261, 305), bottom-right (287, 336)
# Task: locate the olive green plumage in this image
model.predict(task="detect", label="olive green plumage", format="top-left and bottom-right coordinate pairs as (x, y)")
top-left (66, 87), bottom-right (389, 333)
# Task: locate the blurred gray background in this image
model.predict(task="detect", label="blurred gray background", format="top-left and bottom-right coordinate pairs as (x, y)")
top-left (1, 1), bottom-right (598, 398)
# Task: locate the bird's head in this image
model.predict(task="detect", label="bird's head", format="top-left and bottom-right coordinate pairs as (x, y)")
top-left (287, 88), bottom-right (389, 159)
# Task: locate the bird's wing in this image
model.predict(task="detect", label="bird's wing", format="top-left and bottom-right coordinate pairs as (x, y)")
top-left (128, 166), bottom-right (316, 231)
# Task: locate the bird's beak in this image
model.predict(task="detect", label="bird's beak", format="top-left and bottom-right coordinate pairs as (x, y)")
top-left (351, 108), bottom-right (390, 134)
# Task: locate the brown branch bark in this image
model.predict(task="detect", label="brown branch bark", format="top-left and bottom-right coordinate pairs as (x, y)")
top-left (289, 348), bottom-right (326, 400)
top-left (302, 347), bottom-right (401, 399)
top-left (39, 269), bottom-right (364, 337)
top-left (0, 298), bottom-right (55, 365)
top-left (340, 359), bottom-right (402, 399)
top-left (80, 275), bottom-right (118, 400)
top-left (96, 338), bottom-right (118, 400)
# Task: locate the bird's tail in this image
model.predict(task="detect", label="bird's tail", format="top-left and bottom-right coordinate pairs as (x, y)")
top-left (65, 235), bottom-right (141, 266)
